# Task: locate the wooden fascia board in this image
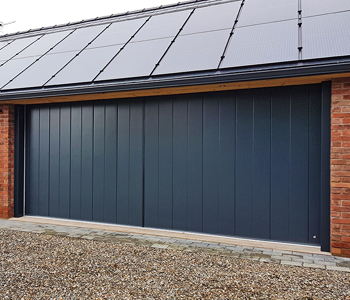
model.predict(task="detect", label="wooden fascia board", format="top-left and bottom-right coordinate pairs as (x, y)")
top-left (1, 72), bottom-right (350, 105)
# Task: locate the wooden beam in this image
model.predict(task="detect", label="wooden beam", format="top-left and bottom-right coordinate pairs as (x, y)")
top-left (2, 73), bottom-right (350, 105)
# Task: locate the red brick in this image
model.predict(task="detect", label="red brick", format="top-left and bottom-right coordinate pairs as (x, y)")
top-left (0, 105), bottom-right (15, 219)
top-left (331, 242), bottom-right (350, 249)
top-left (332, 218), bottom-right (350, 224)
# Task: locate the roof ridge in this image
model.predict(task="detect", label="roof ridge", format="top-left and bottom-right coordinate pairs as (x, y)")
top-left (0, 0), bottom-right (236, 40)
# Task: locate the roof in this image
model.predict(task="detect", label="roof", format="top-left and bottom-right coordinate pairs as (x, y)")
top-left (0, 0), bottom-right (350, 101)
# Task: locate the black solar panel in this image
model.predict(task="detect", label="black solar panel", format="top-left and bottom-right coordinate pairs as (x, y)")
top-left (302, 11), bottom-right (350, 60)
top-left (95, 37), bottom-right (173, 81)
top-left (87, 18), bottom-right (147, 49)
top-left (0, 57), bottom-right (36, 88)
top-left (237, 0), bottom-right (297, 27)
top-left (181, 1), bottom-right (240, 35)
top-left (2, 52), bottom-right (76, 90)
top-left (49, 24), bottom-right (108, 54)
top-left (0, 36), bottom-right (41, 63)
top-left (132, 10), bottom-right (190, 42)
top-left (45, 45), bottom-right (121, 86)
top-left (0, 40), bottom-right (12, 51)
top-left (154, 30), bottom-right (229, 75)
top-left (303, 0), bottom-right (350, 17)
top-left (221, 20), bottom-right (298, 68)
top-left (15, 31), bottom-right (72, 59)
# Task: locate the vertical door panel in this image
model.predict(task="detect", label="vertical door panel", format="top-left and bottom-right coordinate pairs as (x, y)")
top-left (70, 105), bottom-right (82, 220)
top-left (104, 104), bottom-right (118, 224)
top-left (81, 105), bottom-right (94, 221)
top-left (203, 96), bottom-right (220, 234)
top-left (218, 95), bottom-right (236, 236)
top-left (38, 108), bottom-right (50, 216)
top-left (59, 106), bottom-right (71, 218)
top-left (172, 98), bottom-right (189, 231)
top-left (235, 91), bottom-right (254, 237)
top-left (128, 101), bottom-right (143, 226)
top-left (289, 86), bottom-right (309, 243)
top-left (252, 91), bottom-right (271, 239)
top-left (158, 100), bottom-right (174, 229)
top-left (187, 97), bottom-right (203, 233)
top-left (49, 106), bottom-right (60, 217)
top-left (144, 100), bottom-right (160, 228)
top-left (93, 104), bottom-right (105, 222)
top-left (270, 88), bottom-right (291, 241)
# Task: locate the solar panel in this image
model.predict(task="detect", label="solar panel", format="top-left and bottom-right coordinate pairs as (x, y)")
top-left (132, 10), bottom-right (190, 42)
top-left (2, 52), bottom-right (76, 90)
top-left (49, 24), bottom-right (108, 54)
top-left (87, 18), bottom-right (147, 49)
top-left (0, 57), bottom-right (36, 88)
top-left (303, 0), bottom-right (350, 17)
top-left (181, 1), bottom-right (241, 35)
top-left (153, 29), bottom-right (229, 75)
top-left (237, 0), bottom-right (297, 27)
top-left (221, 20), bottom-right (298, 68)
top-left (15, 31), bottom-right (72, 59)
top-left (45, 45), bottom-right (121, 86)
top-left (95, 37), bottom-right (172, 81)
top-left (0, 35), bottom-right (41, 63)
top-left (0, 40), bottom-right (12, 51)
top-left (302, 11), bottom-right (350, 60)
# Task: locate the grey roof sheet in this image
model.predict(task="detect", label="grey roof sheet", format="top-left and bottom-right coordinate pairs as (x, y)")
top-left (0, 0), bottom-right (349, 96)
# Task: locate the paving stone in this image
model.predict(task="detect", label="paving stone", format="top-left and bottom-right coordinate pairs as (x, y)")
top-left (271, 255), bottom-right (291, 261)
top-left (303, 263), bottom-right (326, 270)
top-left (281, 261), bottom-right (303, 267)
top-left (151, 244), bottom-right (168, 249)
top-left (326, 266), bottom-right (350, 273)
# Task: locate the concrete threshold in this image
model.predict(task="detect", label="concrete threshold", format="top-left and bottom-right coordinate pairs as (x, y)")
top-left (12, 216), bottom-right (329, 256)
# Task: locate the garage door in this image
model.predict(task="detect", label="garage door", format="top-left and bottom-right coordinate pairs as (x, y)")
top-left (25, 84), bottom-right (329, 245)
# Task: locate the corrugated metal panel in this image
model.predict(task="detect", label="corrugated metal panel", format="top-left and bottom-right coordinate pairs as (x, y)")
top-left (237, 0), bottom-right (297, 27)
top-left (153, 29), bottom-right (229, 75)
top-left (221, 20), bottom-right (298, 68)
top-left (302, 0), bottom-right (350, 17)
top-left (95, 37), bottom-right (173, 81)
top-left (302, 11), bottom-right (350, 60)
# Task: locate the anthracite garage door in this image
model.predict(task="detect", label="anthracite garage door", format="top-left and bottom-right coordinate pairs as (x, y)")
top-left (25, 84), bottom-right (329, 245)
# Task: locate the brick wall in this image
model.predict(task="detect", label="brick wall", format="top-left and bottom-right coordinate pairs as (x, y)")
top-left (331, 77), bottom-right (350, 257)
top-left (0, 105), bottom-right (15, 219)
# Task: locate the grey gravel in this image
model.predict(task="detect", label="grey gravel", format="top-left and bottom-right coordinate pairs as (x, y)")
top-left (0, 224), bottom-right (350, 299)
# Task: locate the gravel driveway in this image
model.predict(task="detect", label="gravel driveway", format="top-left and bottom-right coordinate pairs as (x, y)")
top-left (0, 229), bottom-right (350, 299)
